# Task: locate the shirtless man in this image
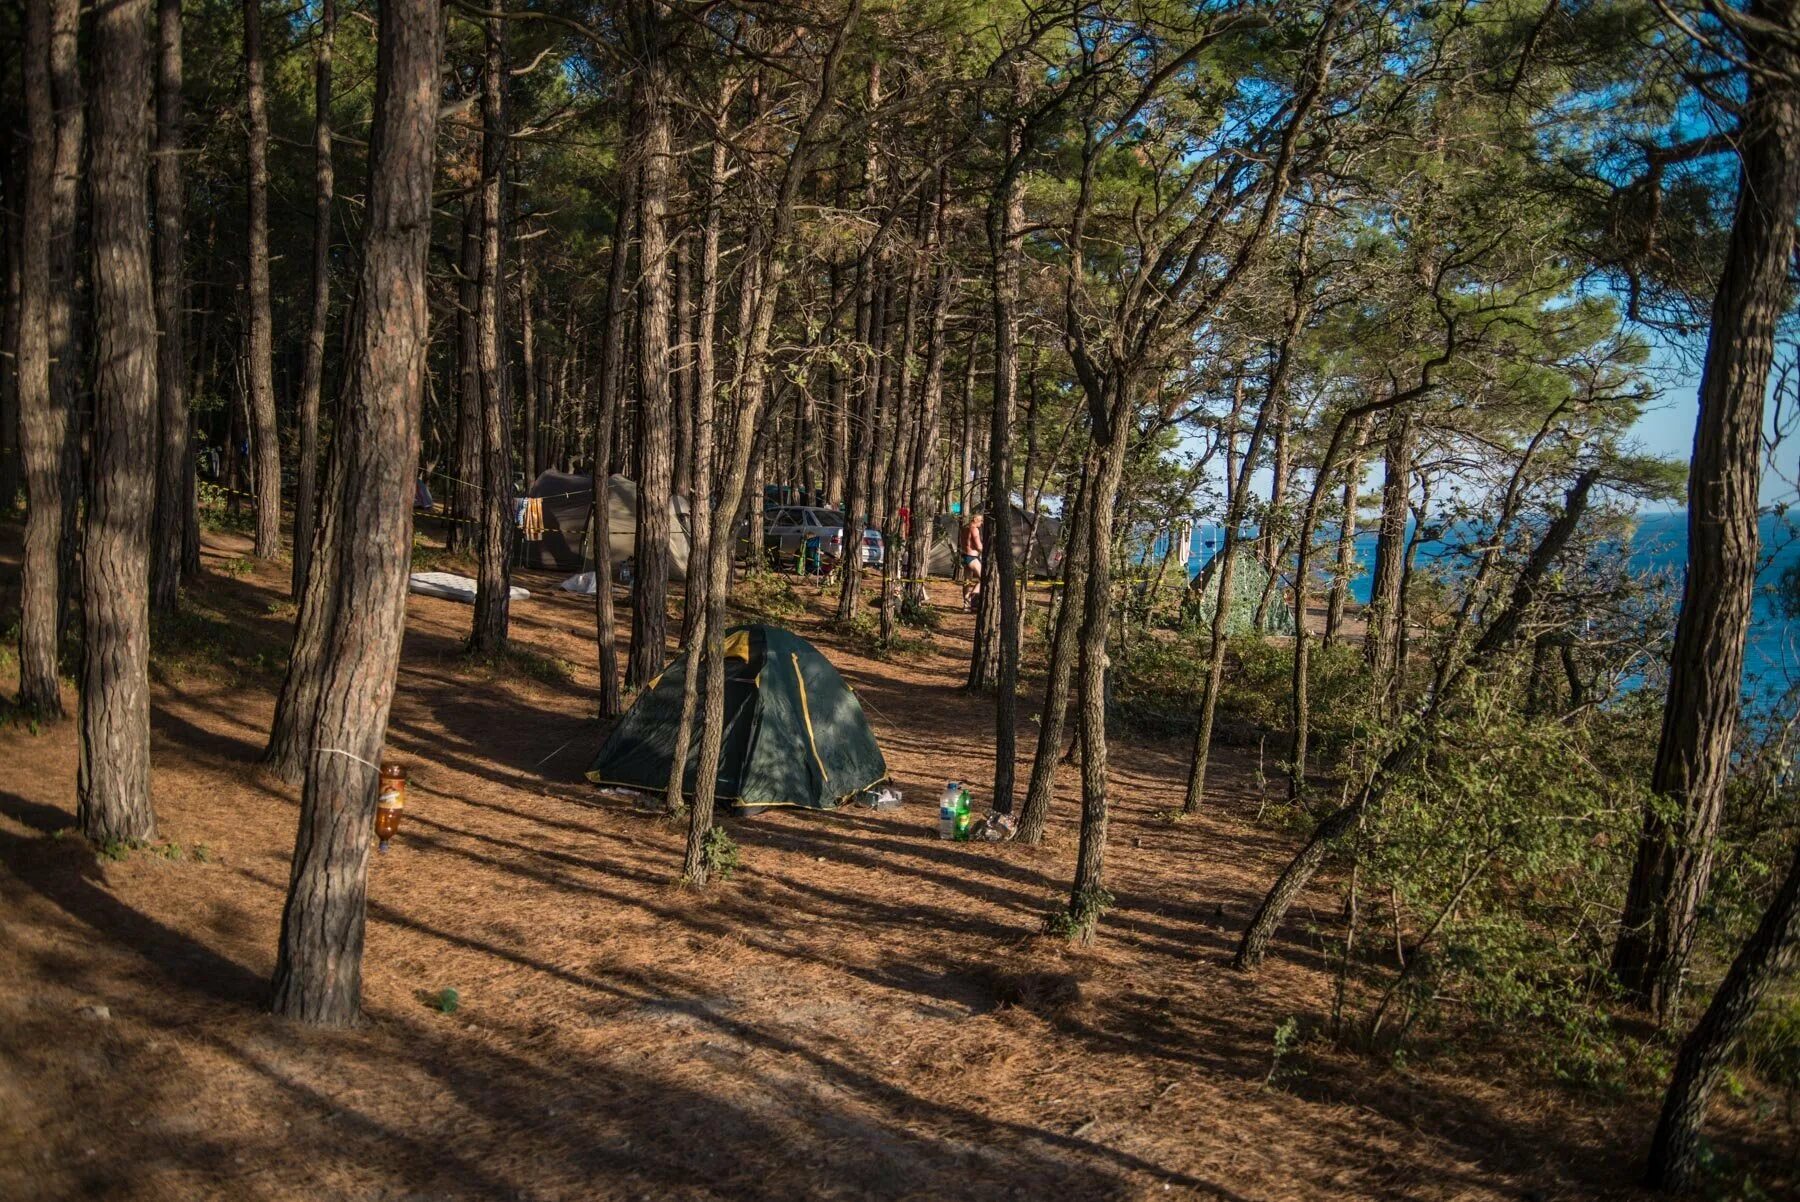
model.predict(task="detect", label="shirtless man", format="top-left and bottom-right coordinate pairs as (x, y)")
top-left (960, 514), bottom-right (985, 611)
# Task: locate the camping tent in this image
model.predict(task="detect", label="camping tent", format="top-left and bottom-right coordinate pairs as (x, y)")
top-left (586, 624), bottom-right (887, 812)
top-left (1185, 547), bottom-right (1296, 636)
top-left (922, 509), bottom-right (1062, 578)
top-left (523, 471), bottom-right (692, 579)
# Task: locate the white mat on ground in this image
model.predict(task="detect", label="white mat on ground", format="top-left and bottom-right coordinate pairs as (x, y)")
top-left (408, 572), bottom-right (529, 604)
top-left (557, 571), bottom-right (598, 595)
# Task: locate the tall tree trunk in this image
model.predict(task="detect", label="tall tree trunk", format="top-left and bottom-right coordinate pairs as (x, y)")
top-left (986, 111), bottom-right (1026, 814)
top-left (671, 235), bottom-right (691, 504)
top-left (80, 0), bottom-right (159, 843)
top-left (1241, 472), bottom-right (1596, 969)
top-left (291, 0), bottom-right (335, 600)
top-left (627, 36), bottom-right (675, 687)
top-left (469, 11), bottom-right (513, 655)
top-left (1363, 409), bottom-right (1414, 714)
top-left (47, 0), bottom-right (82, 640)
top-left (825, 263), bottom-right (848, 508)
top-left (1646, 835), bottom-right (1800, 1191)
top-left (1065, 381), bottom-right (1134, 940)
top-left (879, 257), bottom-right (921, 643)
top-left (836, 64), bottom-right (882, 621)
top-left (1614, 13), bottom-right (1800, 1016)
top-left (905, 164), bottom-right (952, 605)
top-left (663, 117), bottom-right (726, 811)
top-left (591, 186), bottom-right (634, 719)
top-left (680, 123), bottom-right (724, 646)
top-left (270, 0), bottom-right (442, 1025)
top-left (836, 260), bottom-right (879, 620)
top-left (683, 0), bottom-right (859, 883)
top-left (244, 0), bottom-right (282, 560)
top-left (449, 200), bottom-right (481, 554)
top-left (1017, 451), bottom-right (1092, 845)
top-left (519, 260), bottom-right (537, 485)
top-left (15, 0), bottom-right (66, 717)
top-left (0, 131), bottom-right (18, 514)
top-left (1322, 423), bottom-right (1366, 650)
top-left (1185, 240), bottom-right (1309, 814)
top-left (150, 0), bottom-right (190, 612)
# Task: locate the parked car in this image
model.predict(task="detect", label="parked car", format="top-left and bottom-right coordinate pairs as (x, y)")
top-left (757, 506), bottom-right (884, 568)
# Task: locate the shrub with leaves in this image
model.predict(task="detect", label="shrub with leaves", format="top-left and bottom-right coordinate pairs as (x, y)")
top-left (1337, 678), bottom-right (1655, 1082)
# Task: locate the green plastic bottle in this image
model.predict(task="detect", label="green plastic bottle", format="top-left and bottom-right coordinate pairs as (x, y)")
top-left (952, 786), bottom-right (973, 841)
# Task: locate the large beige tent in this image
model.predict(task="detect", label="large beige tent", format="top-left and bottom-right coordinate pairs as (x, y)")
top-left (523, 471), bottom-right (691, 580)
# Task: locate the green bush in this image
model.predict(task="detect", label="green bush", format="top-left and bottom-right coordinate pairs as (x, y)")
top-left (1740, 993), bottom-right (1800, 1096)
top-left (729, 572), bottom-right (805, 621)
top-left (700, 825), bottom-right (741, 880)
top-left (1339, 683), bottom-right (1657, 1083)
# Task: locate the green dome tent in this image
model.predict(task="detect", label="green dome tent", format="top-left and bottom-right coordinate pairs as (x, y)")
top-left (586, 624), bottom-right (888, 812)
top-left (1186, 547), bottom-right (1296, 636)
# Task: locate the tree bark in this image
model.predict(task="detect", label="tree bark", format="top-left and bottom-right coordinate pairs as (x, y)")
top-left (244, 0), bottom-right (282, 560)
top-left (15, 0), bottom-right (66, 717)
top-left (671, 236), bottom-right (691, 504)
top-left (270, 0), bottom-right (442, 1025)
top-left (591, 182), bottom-right (634, 719)
top-left (150, 0), bottom-right (190, 613)
top-left (1646, 835), bottom-right (1800, 1191)
top-left (520, 262), bottom-right (537, 486)
top-left (664, 114), bottom-right (726, 810)
top-left (291, 0), bottom-right (334, 600)
top-left (836, 261), bottom-right (879, 620)
top-left (1322, 423), bottom-right (1367, 651)
top-left (1017, 451), bottom-right (1092, 845)
top-left (469, 10), bottom-right (513, 655)
top-left (880, 255), bottom-right (922, 643)
top-left (79, 0), bottom-right (159, 844)
top-left (683, 1), bottom-right (860, 883)
top-left (905, 164), bottom-right (952, 606)
top-left (1065, 381), bottom-right (1134, 940)
top-left (1363, 409), bottom-right (1414, 714)
top-left (449, 199), bottom-right (482, 554)
top-left (0, 131), bottom-right (18, 514)
top-left (986, 99), bottom-right (1026, 814)
top-left (47, 0), bottom-right (83, 637)
top-left (627, 31), bottom-right (675, 687)
top-left (1613, 9), bottom-right (1800, 1018)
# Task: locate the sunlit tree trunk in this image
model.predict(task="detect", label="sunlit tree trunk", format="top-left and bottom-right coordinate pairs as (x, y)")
top-left (986, 94), bottom-right (1026, 813)
top-left (665, 114), bottom-right (727, 811)
top-left (1647, 836), bottom-right (1800, 1191)
top-left (1614, 11), bottom-right (1800, 1017)
top-left (1322, 421), bottom-right (1367, 651)
top-left (270, 0), bottom-right (442, 1025)
top-left (80, 0), bottom-right (159, 844)
top-left (1363, 409), bottom-right (1413, 714)
top-left (1066, 381), bottom-right (1133, 940)
top-left (1017, 452), bottom-right (1092, 845)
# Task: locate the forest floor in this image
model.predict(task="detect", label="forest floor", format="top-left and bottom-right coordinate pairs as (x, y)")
top-left (0, 522), bottom-right (1789, 1202)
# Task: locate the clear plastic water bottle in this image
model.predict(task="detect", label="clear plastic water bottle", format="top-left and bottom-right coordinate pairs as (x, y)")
top-left (939, 782), bottom-right (961, 840)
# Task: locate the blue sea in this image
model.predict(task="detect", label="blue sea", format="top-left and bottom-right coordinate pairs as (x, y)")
top-left (1169, 511), bottom-right (1798, 714)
